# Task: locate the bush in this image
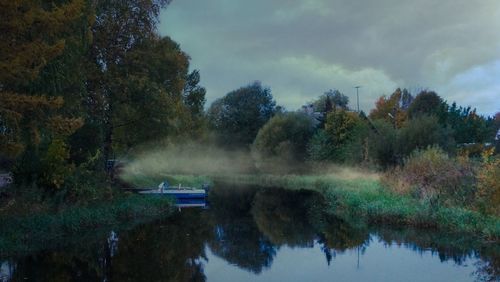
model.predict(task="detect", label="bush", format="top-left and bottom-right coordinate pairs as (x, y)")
top-left (476, 152), bottom-right (500, 216)
top-left (307, 130), bottom-right (336, 161)
top-left (309, 110), bottom-right (368, 164)
top-left (252, 112), bottom-right (314, 172)
top-left (383, 146), bottom-right (476, 207)
top-left (367, 120), bottom-right (399, 168)
top-left (39, 139), bottom-right (74, 190)
top-left (398, 115), bottom-right (455, 157)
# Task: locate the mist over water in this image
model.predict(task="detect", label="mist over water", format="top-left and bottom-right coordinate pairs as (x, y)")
top-left (121, 142), bottom-right (379, 182)
top-left (122, 143), bottom-right (256, 176)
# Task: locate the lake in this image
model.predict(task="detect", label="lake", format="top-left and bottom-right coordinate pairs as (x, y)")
top-left (1, 184), bottom-right (498, 281)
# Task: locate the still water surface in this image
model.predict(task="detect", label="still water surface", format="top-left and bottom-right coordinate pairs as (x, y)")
top-left (1, 184), bottom-right (499, 281)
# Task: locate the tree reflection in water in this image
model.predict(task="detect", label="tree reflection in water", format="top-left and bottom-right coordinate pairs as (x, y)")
top-left (1, 184), bottom-right (498, 282)
top-left (207, 184), bottom-right (276, 274)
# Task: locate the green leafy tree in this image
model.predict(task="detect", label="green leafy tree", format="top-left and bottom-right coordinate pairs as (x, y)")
top-left (446, 103), bottom-right (491, 144)
top-left (313, 89), bottom-right (349, 112)
top-left (252, 112), bottom-right (314, 169)
top-left (111, 36), bottom-right (205, 151)
top-left (307, 130), bottom-right (336, 161)
top-left (367, 120), bottom-right (399, 167)
top-left (87, 0), bottom-right (173, 162)
top-left (407, 91), bottom-right (445, 119)
top-left (309, 109), bottom-right (368, 164)
top-left (398, 115), bottom-right (455, 157)
top-left (208, 81), bottom-right (276, 147)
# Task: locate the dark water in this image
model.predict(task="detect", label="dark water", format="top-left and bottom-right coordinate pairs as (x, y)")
top-left (1, 184), bottom-right (499, 282)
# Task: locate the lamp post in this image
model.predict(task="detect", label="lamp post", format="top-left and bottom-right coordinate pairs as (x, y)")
top-left (354, 86), bottom-right (361, 112)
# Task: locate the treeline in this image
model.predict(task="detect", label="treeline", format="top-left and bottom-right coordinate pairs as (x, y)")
top-left (207, 83), bottom-right (499, 167)
top-left (1, 0), bottom-right (499, 210)
top-left (0, 0), bottom-right (206, 199)
top-left (206, 83), bottom-right (499, 215)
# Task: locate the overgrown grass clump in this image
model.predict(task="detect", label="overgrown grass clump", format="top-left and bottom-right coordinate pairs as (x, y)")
top-left (0, 195), bottom-right (174, 257)
top-left (383, 146), bottom-right (500, 217)
top-left (382, 146), bottom-right (477, 207)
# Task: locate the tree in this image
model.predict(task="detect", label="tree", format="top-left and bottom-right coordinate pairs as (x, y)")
top-left (313, 89), bottom-right (349, 112)
top-left (252, 112), bottom-right (314, 170)
top-left (111, 36), bottom-right (205, 151)
top-left (0, 0), bottom-right (85, 178)
top-left (308, 109), bottom-right (368, 164)
top-left (208, 81), bottom-right (276, 147)
top-left (398, 115), bottom-right (455, 157)
top-left (307, 130), bottom-right (336, 161)
top-left (446, 103), bottom-right (492, 144)
top-left (325, 110), bottom-right (360, 148)
top-left (0, 0), bottom-right (85, 87)
top-left (87, 0), bottom-right (173, 163)
top-left (407, 91), bottom-right (445, 119)
top-left (369, 88), bottom-right (412, 128)
top-left (323, 110), bottom-right (368, 163)
top-left (367, 120), bottom-right (399, 167)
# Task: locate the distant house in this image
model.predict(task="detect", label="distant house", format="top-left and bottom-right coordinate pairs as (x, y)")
top-left (300, 103), bottom-right (324, 127)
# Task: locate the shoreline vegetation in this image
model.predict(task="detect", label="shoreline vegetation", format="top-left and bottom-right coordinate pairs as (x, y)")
top-left (123, 172), bottom-right (500, 242)
top-left (0, 168), bottom-right (498, 258)
top-left (0, 195), bottom-right (174, 257)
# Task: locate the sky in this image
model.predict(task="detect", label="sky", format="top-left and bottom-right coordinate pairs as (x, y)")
top-left (158, 0), bottom-right (500, 116)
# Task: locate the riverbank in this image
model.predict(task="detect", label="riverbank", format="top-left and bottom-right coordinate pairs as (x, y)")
top-left (124, 173), bottom-right (500, 241)
top-left (0, 194), bottom-right (175, 257)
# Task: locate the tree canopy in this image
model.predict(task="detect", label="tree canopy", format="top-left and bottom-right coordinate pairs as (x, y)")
top-left (208, 81), bottom-right (276, 147)
top-left (313, 89), bottom-right (349, 112)
top-left (252, 112), bottom-right (314, 164)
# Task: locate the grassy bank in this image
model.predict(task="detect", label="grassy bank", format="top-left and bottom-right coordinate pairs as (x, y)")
top-left (132, 173), bottom-right (499, 241)
top-left (222, 174), bottom-right (500, 240)
top-left (0, 195), bottom-right (175, 257)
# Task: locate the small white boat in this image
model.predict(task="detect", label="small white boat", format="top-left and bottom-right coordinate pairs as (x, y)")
top-left (138, 182), bottom-right (206, 199)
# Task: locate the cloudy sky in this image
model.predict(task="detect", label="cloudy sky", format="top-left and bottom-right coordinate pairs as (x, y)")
top-left (159, 0), bottom-right (500, 115)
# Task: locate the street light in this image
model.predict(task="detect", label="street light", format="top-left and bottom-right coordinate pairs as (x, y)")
top-left (354, 86), bottom-right (361, 112)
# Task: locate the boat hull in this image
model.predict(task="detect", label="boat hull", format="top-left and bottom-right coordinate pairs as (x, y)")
top-left (139, 189), bottom-right (206, 199)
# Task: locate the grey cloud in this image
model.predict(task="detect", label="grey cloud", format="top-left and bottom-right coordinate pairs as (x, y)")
top-left (159, 0), bottom-right (500, 115)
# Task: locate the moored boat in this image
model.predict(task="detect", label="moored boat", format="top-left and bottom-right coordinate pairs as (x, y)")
top-left (138, 181), bottom-right (207, 199)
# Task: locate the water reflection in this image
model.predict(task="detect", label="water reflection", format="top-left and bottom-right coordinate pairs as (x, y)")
top-left (0, 261), bottom-right (15, 282)
top-left (1, 184), bottom-right (498, 282)
top-left (207, 185), bottom-right (276, 274)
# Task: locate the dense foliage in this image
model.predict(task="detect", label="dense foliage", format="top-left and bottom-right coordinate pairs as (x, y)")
top-left (252, 112), bottom-right (314, 172)
top-left (0, 0), bottom-right (206, 198)
top-left (207, 81), bottom-right (277, 148)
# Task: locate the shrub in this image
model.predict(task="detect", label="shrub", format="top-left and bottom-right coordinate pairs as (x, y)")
top-left (398, 115), bottom-right (455, 157)
top-left (309, 110), bottom-right (368, 164)
top-left (476, 151), bottom-right (500, 216)
top-left (39, 139), bottom-right (74, 190)
top-left (307, 130), bottom-right (336, 161)
top-left (252, 112), bottom-right (314, 172)
top-left (383, 146), bottom-right (476, 207)
top-left (367, 120), bottom-right (399, 168)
